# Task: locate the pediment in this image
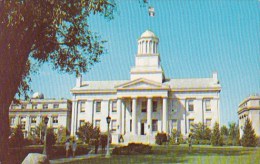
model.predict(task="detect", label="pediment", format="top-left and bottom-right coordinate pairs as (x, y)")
top-left (115, 78), bottom-right (169, 90)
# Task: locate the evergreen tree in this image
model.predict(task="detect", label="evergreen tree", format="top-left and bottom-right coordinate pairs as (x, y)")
top-left (211, 122), bottom-right (223, 146)
top-left (241, 118), bottom-right (257, 147)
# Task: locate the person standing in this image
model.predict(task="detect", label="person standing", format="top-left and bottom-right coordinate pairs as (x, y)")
top-left (65, 140), bottom-right (70, 157)
top-left (188, 134), bottom-right (192, 152)
top-left (72, 140), bottom-right (77, 158)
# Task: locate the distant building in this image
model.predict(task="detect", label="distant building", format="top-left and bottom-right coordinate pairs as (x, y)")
top-left (238, 95), bottom-right (260, 137)
top-left (9, 92), bottom-right (72, 137)
top-left (70, 30), bottom-right (221, 144)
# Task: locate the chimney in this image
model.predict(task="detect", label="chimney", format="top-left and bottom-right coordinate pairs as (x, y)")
top-left (212, 72), bottom-right (219, 84)
top-left (76, 74), bottom-right (82, 87)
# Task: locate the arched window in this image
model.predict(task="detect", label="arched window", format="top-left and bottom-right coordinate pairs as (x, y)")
top-left (145, 41), bottom-right (148, 54)
top-left (149, 41), bottom-right (152, 54)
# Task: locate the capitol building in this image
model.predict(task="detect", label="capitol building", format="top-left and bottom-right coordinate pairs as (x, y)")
top-left (70, 30), bottom-right (221, 144)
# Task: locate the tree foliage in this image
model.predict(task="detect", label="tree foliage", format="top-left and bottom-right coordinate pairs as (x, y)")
top-left (211, 122), bottom-right (223, 146)
top-left (241, 118), bottom-right (257, 147)
top-left (191, 123), bottom-right (211, 140)
top-left (0, 1), bottom-right (146, 162)
top-left (9, 124), bottom-right (25, 148)
top-left (77, 122), bottom-right (100, 144)
top-left (228, 122), bottom-right (240, 146)
top-left (220, 125), bottom-right (228, 136)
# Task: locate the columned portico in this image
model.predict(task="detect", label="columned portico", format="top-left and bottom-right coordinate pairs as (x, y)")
top-left (70, 30), bottom-right (221, 144)
top-left (147, 97), bottom-right (152, 135)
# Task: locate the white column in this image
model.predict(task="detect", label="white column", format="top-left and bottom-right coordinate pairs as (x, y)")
top-left (26, 116), bottom-right (30, 132)
top-left (117, 98), bottom-right (122, 134)
top-left (15, 116), bottom-right (19, 126)
top-left (162, 97), bottom-right (168, 133)
top-left (122, 101), bottom-right (125, 134)
top-left (71, 100), bottom-right (78, 136)
top-left (132, 98), bottom-right (137, 135)
top-left (147, 97), bottom-right (152, 135)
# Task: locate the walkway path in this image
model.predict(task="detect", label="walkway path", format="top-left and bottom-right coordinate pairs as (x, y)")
top-left (49, 149), bottom-right (109, 164)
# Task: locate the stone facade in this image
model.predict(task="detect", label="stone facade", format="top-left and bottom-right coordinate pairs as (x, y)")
top-left (70, 30), bottom-right (221, 144)
top-left (9, 95), bottom-right (72, 137)
top-left (238, 95), bottom-right (260, 137)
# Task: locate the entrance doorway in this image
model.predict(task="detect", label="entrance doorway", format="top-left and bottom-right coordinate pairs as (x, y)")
top-left (141, 123), bottom-right (145, 135)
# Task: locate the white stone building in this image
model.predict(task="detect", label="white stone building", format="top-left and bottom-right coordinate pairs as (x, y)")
top-left (238, 95), bottom-right (260, 137)
top-left (70, 30), bottom-right (221, 144)
top-left (9, 92), bottom-right (72, 137)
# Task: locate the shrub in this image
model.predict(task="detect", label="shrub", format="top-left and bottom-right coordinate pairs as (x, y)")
top-left (100, 134), bottom-right (108, 150)
top-left (9, 124), bottom-right (25, 148)
top-left (199, 140), bottom-right (211, 145)
top-left (112, 143), bottom-right (152, 155)
top-left (241, 118), bottom-right (257, 147)
top-left (155, 133), bottom-right (167, 145)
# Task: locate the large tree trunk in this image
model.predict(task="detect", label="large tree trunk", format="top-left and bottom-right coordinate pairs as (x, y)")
top-left (0, 26), bottom-right (34, 163)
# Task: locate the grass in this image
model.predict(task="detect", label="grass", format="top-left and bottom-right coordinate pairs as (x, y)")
top-left (67, 144), bottom-right (260, 164)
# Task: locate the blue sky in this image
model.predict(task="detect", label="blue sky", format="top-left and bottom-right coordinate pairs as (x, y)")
top-left (31, 1), bottom-right (260, 126)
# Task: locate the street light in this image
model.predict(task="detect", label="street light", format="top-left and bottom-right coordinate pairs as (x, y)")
top-left (43, 116), bottom-right (49, 156)
top-left (106, 115), bottom-right (111, 158)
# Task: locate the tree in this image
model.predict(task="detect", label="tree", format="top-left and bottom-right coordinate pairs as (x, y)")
top-left (211, 122), bottom-right (223, 146)
top-left (220, 125), bottom-right (228, 136)
top-left (191, 122), bottom-right (211, 140)
top-left (0, 1), bottom-right (146, 162)
top-left (9, 124), bottom-right (25, 148)
top-left (241, 118), bottom-right (257, 147)
top-left (56, 126), bottom-right (69, 144)
top-left (228, 122), bottom-right (240, 146)
top-left (77, 122), bottom-right (100, 144)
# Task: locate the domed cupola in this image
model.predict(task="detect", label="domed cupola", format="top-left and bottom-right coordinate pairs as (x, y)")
top-left (138, 30), bottom-right (159, 55)
top-left (130, 30), bottom-right (165, 83)
top-left (32, 92), bottom-right (44, 99)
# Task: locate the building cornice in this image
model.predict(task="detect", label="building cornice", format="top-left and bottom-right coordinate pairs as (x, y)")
top-left (171, 88), bottom-right (221, 92)
top-left (238, 106), bottom-right (260, 114)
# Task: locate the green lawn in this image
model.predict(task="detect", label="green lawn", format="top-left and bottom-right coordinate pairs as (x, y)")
top-left (68, 145), bottom-right (260, 164)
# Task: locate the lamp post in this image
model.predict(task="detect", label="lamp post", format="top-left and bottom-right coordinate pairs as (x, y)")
top-left (43, 116), bottom-right (49, 155)
top-left (106, 115), bottom-right (111, 158)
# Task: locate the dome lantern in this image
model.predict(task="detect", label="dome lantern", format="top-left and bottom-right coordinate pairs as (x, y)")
top-left (138, 30), bottom-right (159, 55)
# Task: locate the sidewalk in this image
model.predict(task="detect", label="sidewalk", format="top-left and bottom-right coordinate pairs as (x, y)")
top-left (50, 152), bottom-right (103, 163)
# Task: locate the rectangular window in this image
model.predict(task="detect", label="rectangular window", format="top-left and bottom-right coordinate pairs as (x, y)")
top-left (21, 105), bottom-right (26, 109)
top-left (96, 101), bottom-right (101, 112)
top-left (130, 119), bottom-right (132, 132)
top-left (53, 104), bottom-right (59, 108)
top-left (152, 119), bottom-right (158, 131)
top-left (112, 101), bottom-right (117, 112)
top-left (187, 100), bottom-right (194, 111)
top-left (111, 120), bottom-right (117, 132)
top-left (205, 100), bottom-right (211, 112)
top-left (141, 101), bottom-right (147, 112)
top-left (130, 101), bottom-right (132, 113)
top-left (79, 120), bottom-right (85, 127)
top-left (43, 104), bottom-right (48, 110)
top-left (80, 101), bottom-right (86, 112)
top-left (32, 104), bottom-right (37, 109)
top-left (95, 120), bottom-right (101, 128)
top-left (10, 117), bottom-right (15, 126)
top-left (20, 117), bottom-right (26, 130)
top-left (31, 117), bottom-right (37, 124)
top-left (152, 101), bottom-right (157, 112)
top-left (53, 116), bottom-right (58, 124)
top-left (172, 100), bottom-right (177, 112)
top-left (206, 119), bottom-right (211, 127)
top-left (189, 119), bottom-right (194, 130)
